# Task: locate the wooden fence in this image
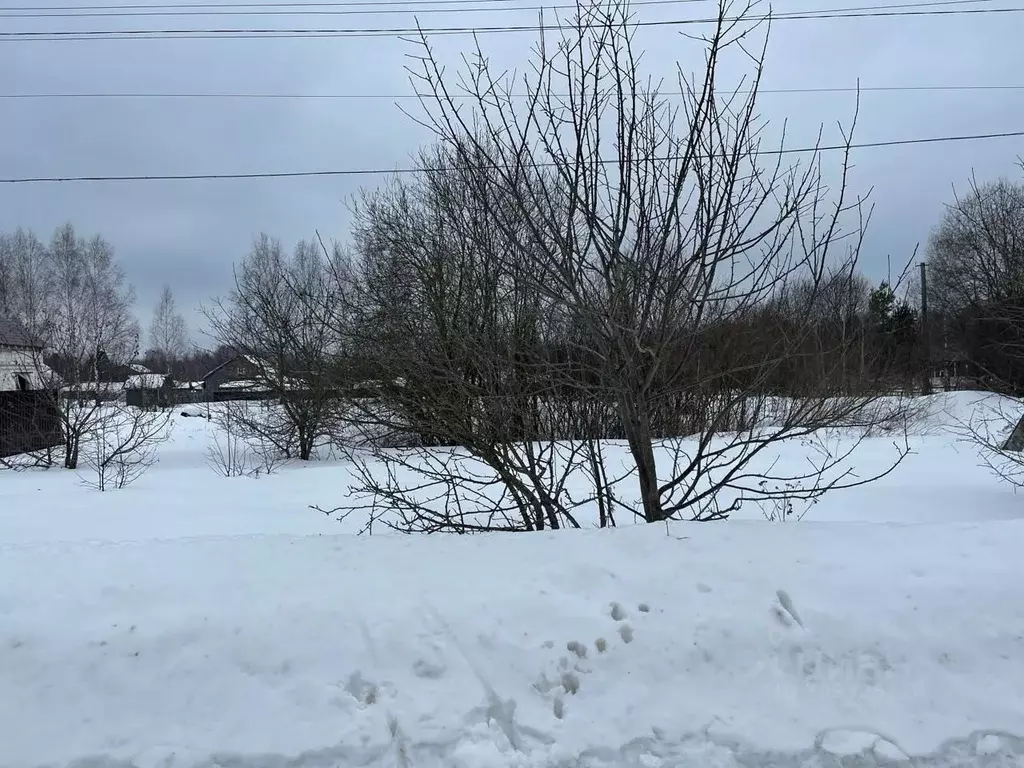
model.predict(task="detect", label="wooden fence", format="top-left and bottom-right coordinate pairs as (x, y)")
top-left (0, 391), bottom-right (63, 459)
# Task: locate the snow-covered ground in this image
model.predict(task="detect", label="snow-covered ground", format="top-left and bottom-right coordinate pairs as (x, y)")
top-left (1, 392), bottom-right (1023, 767)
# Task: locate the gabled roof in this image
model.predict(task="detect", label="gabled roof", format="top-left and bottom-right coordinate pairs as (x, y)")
top-left (0, 317), bottom-right (43, 349)
top-left (202, 353), bottom-right (253, 382)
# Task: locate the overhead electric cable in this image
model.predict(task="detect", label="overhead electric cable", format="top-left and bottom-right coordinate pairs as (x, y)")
top-left (0, 0), bottom-right (993, 16)
top-left (2, 128), bottom-right (1022, 184)
top-left (2, 84), bottom-right (1022, 99)
top-left (3, 3), bottom-right (1024, 39)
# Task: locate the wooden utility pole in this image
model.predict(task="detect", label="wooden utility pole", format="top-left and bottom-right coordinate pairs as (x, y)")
top-left (920, 262), bottom-right (932, 395)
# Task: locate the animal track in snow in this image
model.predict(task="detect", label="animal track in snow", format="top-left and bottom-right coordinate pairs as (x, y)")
top-left (566, 640), bottom-right (588, 658)
top-left (561, 670), bottom-right (581, 695)
top-left (534, 595), bottom-right (651, 721)
top-left (532, 672), bottom-right (560, 695)
top-left (552, 696), bottom-right (565, 720)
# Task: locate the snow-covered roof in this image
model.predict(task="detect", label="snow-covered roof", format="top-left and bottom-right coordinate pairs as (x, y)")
top-left (124, 373), bottom-right (169, 390)
top-left (203, 354), bottom-right (303, 391)
top-left (218, 378), bottom-right (272, 392)
top-left (59, 381), bottom-right (122, 395)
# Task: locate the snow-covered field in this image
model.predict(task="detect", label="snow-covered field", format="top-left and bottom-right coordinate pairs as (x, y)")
top-left (2, 392), bottom-right (1023, 767)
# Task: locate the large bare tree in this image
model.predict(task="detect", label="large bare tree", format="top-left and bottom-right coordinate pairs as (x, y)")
top-left (42, 223), bottom-right (141, 469)
top-left (943, 162), bottom-right (1024, 460)
top-left (928, 176), bottom-right (1024, 316)
top-left (339, 0), bottom-right (911, 529)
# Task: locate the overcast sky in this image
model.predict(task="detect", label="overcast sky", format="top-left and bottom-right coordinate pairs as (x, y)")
top-left (1, 0), bottom-right (1022, 346)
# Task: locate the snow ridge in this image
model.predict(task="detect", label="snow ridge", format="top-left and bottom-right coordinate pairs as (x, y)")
top-left (26, 730), bottom-right (1024, 768)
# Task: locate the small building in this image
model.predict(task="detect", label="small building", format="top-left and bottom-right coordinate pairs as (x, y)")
top-left (124, 373), bottom-right (175, 408)
top-left (202, 354), bottom-right (274, 401)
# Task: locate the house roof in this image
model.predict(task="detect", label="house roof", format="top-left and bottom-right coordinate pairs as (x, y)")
top-left (124, 373), bottom-right (170, 390)
top-left (203, 356), bottom-right (236, 382)
top-left (0, 317), bottom-right (43, 349)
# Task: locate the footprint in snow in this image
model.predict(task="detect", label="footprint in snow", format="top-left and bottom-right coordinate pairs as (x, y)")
top-left (566, 640), bottom-right (588, 659)
top-left (412, 657), bottom-right (446, 679)
top-left (344, 671), bottom-right (379, 707)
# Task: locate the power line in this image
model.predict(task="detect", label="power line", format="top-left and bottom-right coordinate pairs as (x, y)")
top-left (3, 84), bottom-right (1023, 99)
top-left (5, 0), bottom-right (568, 8)
top-left (1, 0), bottom-right (700, 18)
top-left (2, 3), bottom-right (1023, 38)
top-left (2, 128), bottom-right (1022, 184)
top-left (0, 0), bottom-right (987, 16)
top-left (0, 0), bottom-right (997, 10)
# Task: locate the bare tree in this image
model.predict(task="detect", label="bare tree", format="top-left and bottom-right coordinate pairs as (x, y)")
top-left (39, 223), bottom-right (141, 469)
top-left (949, 162), bottom-right (1024, 461)
top-left (205, 234), bottom-right (347, 462)
top-left (338, 0), bottom-right (911, 529)
top-left (0, 228), bottom-right (50, 339)
top-left (926, 174), bottom-right (1024, 393)
top-left (928, 176), bottom-right (1024, 316)
top-left (148, 284), bottom-right (189, 374)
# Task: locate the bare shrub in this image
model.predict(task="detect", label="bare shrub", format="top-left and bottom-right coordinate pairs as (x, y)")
top-left (81, 403), bottom-right (171, 491)
top-left (206, 401), bottom-right (255, 478)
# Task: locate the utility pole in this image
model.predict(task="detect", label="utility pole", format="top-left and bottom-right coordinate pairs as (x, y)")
top-left (920, 262), bottom-right (932, 395)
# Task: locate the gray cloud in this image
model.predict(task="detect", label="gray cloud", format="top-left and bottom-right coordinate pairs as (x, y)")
top-left (2, 3), bottom-right (1022, 344)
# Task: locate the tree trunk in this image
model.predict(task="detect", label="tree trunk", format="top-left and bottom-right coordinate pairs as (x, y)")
top-left (64, 434), bottom-right (79, 469)
top-left (618, 395), bottom-right (662, 522)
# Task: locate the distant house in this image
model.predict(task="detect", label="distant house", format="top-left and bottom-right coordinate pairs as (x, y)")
top-left (124, 373), bottom-right (175, 408)
top-left (0, 317), bottom-right (62, 458)
top-left (202, 354), bottom-right (274, 401)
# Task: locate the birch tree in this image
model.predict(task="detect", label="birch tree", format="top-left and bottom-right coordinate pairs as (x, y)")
top-left (148, 284), bottom-right (189, 374)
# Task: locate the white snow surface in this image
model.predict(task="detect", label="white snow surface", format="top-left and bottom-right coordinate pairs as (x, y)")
top-left (2, 392), bottom-right (1024, 767)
